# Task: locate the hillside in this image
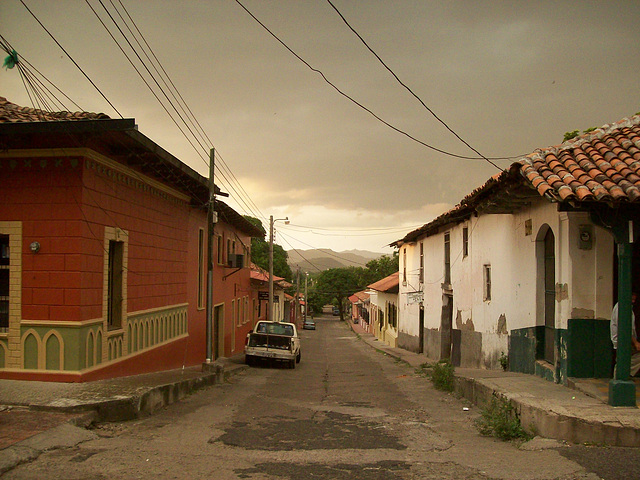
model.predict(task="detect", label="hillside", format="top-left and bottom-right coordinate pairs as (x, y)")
top-left (287, 248), bottom-right (387, 272)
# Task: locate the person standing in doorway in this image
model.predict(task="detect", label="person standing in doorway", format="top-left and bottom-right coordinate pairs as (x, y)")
top-left (611, 292), bottom-right (640, 377)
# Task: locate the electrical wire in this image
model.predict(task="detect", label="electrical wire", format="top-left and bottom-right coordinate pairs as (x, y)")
top-left (234, 0), bottom-right (516, 164)
top-left (278, 230), bottom-right (371, 268)
top-left (19, 0), bottom-right (123, 117)
top-left (110, 4), bottom-right (265, 225)
top-left (89, 0), bottom-right (267, 223)
top-left (326, 0), bottom-right (504, 170)
top-left (282, 223), bottom-right (425, 237)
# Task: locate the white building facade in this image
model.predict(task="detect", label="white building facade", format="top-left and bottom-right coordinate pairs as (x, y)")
top-left (395, 173), bottom-right (617, 384)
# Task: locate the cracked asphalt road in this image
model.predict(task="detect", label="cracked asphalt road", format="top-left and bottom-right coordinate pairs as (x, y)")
top-left (3, 316), bottom-right (601, 479)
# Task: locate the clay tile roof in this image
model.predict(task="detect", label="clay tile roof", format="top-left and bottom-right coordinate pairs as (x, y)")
top-left (518, 115), bottom-right (640, 203)
top-left (392, 114), bottom-right (640, 247)
top-left (367, 272), bottom-right (399, 293)
top-left (349, 290), bottom-right (370, 303)
top-left (0, 96), bottom-right (110, 123)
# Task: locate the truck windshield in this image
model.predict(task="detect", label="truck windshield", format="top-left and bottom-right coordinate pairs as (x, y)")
top-left (257, 323), bottom-right (294, 336)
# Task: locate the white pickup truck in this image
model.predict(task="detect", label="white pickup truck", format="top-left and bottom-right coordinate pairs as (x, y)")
top-left (245, 321), bottom-right (301, 368)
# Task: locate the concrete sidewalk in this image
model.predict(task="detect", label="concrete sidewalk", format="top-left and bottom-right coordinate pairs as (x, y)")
top-left (0, 356), bottom-right (247, 422)
top-left (0, 356), bottom-right (249, 474)
top-left (346, 319), bottom-right (640, 447)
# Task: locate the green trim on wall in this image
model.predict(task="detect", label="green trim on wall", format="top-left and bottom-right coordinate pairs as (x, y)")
top-left (9, 305), bottom-right (189, 373)
top-left (567, 318), bottom-right (612, 378)
top-left (510, 325), bottom-right (570, 385)
top-left (508, 326), bottom-right (537, 374)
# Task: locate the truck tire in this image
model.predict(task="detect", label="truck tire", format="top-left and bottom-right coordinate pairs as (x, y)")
top-left (289, 359), bottom-right (296, 369)
top-left (245, 355), bottom-right (254, 366)
top-left (296, 351), bottom-right (301, 363)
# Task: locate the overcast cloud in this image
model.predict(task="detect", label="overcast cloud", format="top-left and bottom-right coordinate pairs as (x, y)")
top-left (2, 0), bottom-right (639, 254)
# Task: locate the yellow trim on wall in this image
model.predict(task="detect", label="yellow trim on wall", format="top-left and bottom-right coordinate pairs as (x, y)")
top-left (21, 318), bottom-right (104, 328)
top-left (0, 222), bottom-right (22, 369)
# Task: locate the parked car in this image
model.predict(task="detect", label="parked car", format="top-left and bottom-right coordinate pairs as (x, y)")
top-left (332, 307), bottom-right (339, 316)
top-left (245, 321), bottom-right (301, 368)
top-left (303, 318), bottom-right (316, 330)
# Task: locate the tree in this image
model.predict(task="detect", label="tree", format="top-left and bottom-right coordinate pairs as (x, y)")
top-left (312, 267), bottom-right (364, 320)
top-left (362, 252), bottom-right (399, 286)
top-left (243, 216), bottom-right (292, 281)
top-left (307, 251), bottom-right (399, 320)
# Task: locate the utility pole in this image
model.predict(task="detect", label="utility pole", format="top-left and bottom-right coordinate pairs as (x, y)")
top-left (295, 268), bottom-right (300, 326)
top-left (268, 215), bottom-right (288, 322)
top-left (206, 148), bottom-right (215, 362)
top-left (268, 215), bottom-right (274, 322)
top-left (304, 272), bottom-right (309, 322)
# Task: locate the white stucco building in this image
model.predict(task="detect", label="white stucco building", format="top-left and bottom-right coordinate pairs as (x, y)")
top-left (393, 116), bottom-right (640, 386)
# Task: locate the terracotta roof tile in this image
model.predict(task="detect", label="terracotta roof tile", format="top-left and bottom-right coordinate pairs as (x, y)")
top-left (393, 114), bottom-right (640, 247)
top-left (367, 272), bottom-right (399, 293)
top-left (516, 115), bottom-right (640, 203)
top-left (0, 96), bottom-right (109, 123)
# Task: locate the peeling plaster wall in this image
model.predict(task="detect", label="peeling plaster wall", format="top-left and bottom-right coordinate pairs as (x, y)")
top-left (398, 242), bottom-right (422, 339)
top-left (398, 195), bottom-right (616, 374)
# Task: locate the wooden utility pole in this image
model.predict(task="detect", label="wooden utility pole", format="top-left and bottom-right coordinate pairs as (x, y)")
top-left (206, 148), bottom-right (215, 362)
top-left (295, 268), bottom-right (300, 326)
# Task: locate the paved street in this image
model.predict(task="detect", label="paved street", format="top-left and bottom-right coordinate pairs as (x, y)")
top-left (2, 316), bottom-right (608, 479)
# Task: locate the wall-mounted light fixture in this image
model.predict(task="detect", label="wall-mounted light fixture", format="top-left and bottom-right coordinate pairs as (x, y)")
top-left (29, 241), bottom-right (40, 253)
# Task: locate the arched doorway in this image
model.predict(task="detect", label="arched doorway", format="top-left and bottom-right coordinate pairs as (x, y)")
top-left (542, 228), bottom-right (556, 363)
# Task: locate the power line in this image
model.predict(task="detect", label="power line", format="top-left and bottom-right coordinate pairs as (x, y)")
top-left (283, 223), bottom-right (425, 237)
top-left (287, 222), bottom-right (424, 232)
top-left (85, 0), bottom-right (266, 222)
top-left (326, 0), bottom-right (502, 170)
top-left (278, 230), bottom-right (371, 268)
top-left (234, 0), bottom-right (516, 164)
top-left (19, 0), bottom-right (123, 117)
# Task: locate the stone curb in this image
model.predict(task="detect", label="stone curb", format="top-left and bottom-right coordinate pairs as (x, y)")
top-left (347, 321), bottom-right (640, 447)
top-left (455, 376), bottom-right (640, 447)
top-left (24, 361), bottom-right (248, 422)
top-left (0, 360), bottom-right (249, 475)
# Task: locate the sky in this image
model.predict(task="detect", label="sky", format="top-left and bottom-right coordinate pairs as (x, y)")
top-left (2, 0), bottom-right (639, 256)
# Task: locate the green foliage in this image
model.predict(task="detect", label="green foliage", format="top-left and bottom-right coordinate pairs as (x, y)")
top-left (563, 130), bottom-right (579, 142)
top-left (563, 127), bottom-right (598, 143)
top-left (304, 251), bottom-right (399, 318)
top-left (243, 216), bottom-right (292, 281)
top-left (415, 362), bottom-right (431, 377)
top-left (312, 267), bottom-right (363, 319)
top-left (475, 395), bottom-right (532, 441)
top-left (430, 359), bottom-right (455, 392)
top-left (499, 352), bottom-right (508, 371)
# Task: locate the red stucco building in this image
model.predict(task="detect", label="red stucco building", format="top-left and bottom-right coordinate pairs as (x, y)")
top-left (0, 97), bottom-right (263, 381)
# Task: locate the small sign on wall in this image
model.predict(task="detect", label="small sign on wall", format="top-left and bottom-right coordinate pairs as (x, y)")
top-left (407, 291), bottom-right (424, 304)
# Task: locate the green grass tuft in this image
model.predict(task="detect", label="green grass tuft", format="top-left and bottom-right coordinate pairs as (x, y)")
top-left (475, 395), bottom-right (532, 441)
top-left (430, 359), bottom-right (455, 392)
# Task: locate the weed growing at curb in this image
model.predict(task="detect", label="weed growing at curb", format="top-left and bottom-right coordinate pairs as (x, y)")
top-left (415, 362), bottom-right (431, 377)
top-left (475, 394), bottom-right (532, 441)
top-left (430, 359), bottom-right (455, 392)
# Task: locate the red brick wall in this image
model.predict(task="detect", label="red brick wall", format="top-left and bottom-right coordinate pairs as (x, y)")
top-left (211, 223), bottom-right (254, 356)
top-left (2, 153), bottom-right (257, 377)
top-left (2, 157), bottom-right (86, 322)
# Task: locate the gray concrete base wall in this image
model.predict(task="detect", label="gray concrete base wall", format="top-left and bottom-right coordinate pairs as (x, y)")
top-left (424, 328), bottom-right (442, 362)
top-left (459, 330), bottom-right (483, 369)
top-left (397, 331), bottom-right (420, 354)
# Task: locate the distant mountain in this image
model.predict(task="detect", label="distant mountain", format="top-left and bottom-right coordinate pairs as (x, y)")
top-left (287, 248), bottom-right (387, 272)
